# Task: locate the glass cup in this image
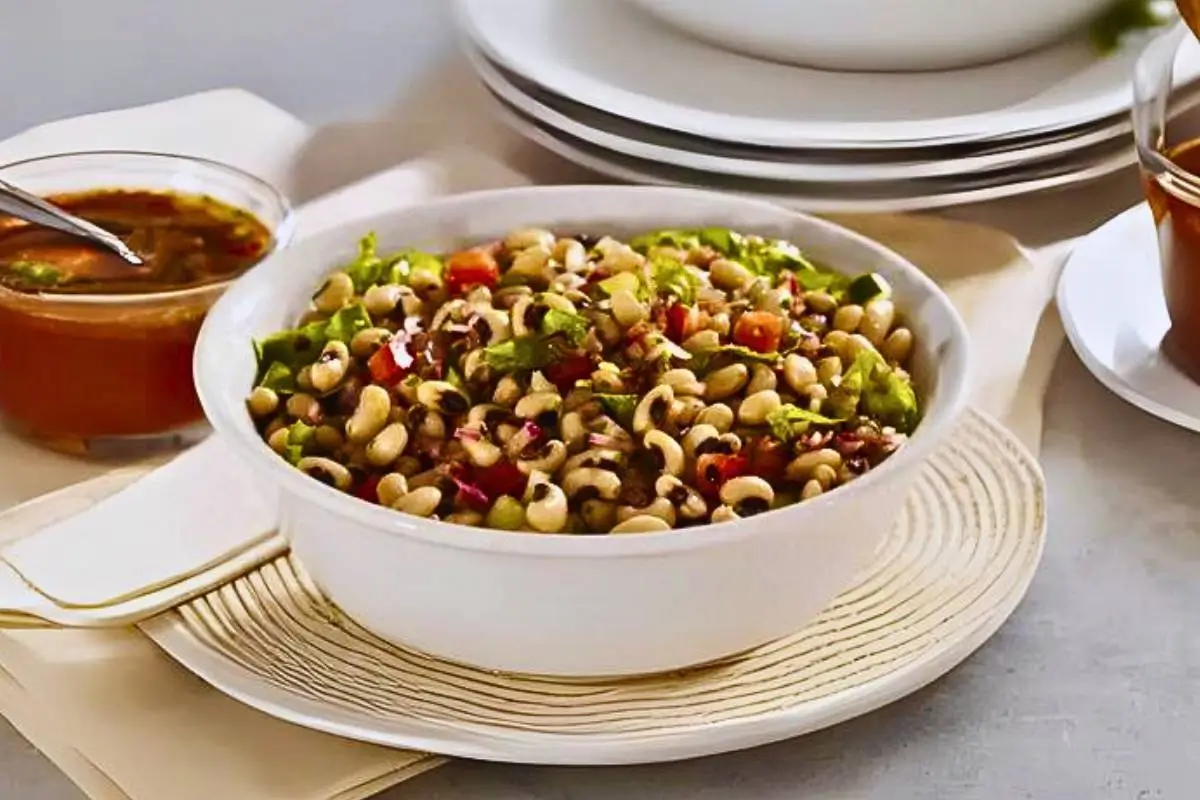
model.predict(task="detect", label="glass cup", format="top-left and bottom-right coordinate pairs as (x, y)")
top-left (0, 151), bottom-right (294, 456)
top-left (1133, 23), bottom-right (1200, 383)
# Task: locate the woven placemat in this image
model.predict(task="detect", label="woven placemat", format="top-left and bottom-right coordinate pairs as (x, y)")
top-left (143, 408), bottom-right (1045, 758)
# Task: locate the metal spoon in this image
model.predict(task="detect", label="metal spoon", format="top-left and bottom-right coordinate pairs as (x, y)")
top-left (0, 177), bottom-right (143, 266)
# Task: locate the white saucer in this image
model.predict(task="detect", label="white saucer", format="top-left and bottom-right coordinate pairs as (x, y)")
top-left (489, 90), bottom-right (1134, 214)
top-left (141, 410), bottom-right (1046, 765)
top-left (468, 44), bottom-right (1149, 184)
top-left (1057, 204), bottom-right (1200, 432)
top-left (456, 0), bottom-right (1191, 148)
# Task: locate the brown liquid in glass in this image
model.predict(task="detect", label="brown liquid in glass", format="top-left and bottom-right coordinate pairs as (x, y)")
top-left (1146, 139), bottom-right (1200, 382)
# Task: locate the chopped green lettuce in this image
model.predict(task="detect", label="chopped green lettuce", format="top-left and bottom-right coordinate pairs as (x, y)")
top-left (257, 361), bottom-right (297, 393)
top-left (323, 303), bottom-right (372, 344)
top-left (766, 404), bottom-right (844, 443)
top-left (597, 271), bottom-right (641, 296)
top-left (283, 420), bottom-right (316, 464)
top-left (253, 320), bottom-right (328, 379)
top-left (540, 308), bottom-right (590, 345)
top-left (827, 350), bottom-right (919, 433)
top-left (344, 233), bottom-right (386, 293)
top-left (629, 229), bottom-right (701, 254)
top-left (482, 336), bottom-right (558, 373)
top-left (650, 257), bottom-right (701, 305)
top-left (384, 249), bottom-right (443, 285)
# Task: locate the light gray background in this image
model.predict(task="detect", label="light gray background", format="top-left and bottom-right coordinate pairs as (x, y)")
top-left (2, 1), bottom-right (1199, 798)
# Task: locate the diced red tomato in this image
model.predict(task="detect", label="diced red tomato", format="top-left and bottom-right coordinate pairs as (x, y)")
top-left (733, 311), bottom-right (784, 353)
top-left (367, 336), bottom-right (414, 385)
top-left (695, 453), bottom-right (749, 498)
top-left (747, 437), bottom-right (788, 482)
top-left (445, 248), bottom-right (500, 295)
top-left (665, 303), bottom-right (690, 343)
top-left (354, 474), bottom-right (382, 504)
top-left (472, 460), bottom-right (528, 502)
top-left (544, 355), bottom-right (594, 393)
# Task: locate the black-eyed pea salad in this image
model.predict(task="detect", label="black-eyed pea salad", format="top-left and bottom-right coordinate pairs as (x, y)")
top-left (246, 226), bottom-right (920, 534)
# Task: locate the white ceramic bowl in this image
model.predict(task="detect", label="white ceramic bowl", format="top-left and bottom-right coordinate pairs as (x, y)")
top-left (195, 186), bottom-right (971, 677)
top-left (628, 0), bottom-right (1114, 72)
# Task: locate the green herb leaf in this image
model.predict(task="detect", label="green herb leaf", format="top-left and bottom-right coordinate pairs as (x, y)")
top-left (595, 393), bottom-right (638, 427)
top-left (323, 303), bottom-right (372, 344)
top-left (698, 227), bottom-right (747, 257)
top-left (344, 232), bottom-right (385, 293)
top-left (597, 271), bottom-right (641, 297)
top-left (651, 257), bottom-right (701, 305)
top-left (253, 322), bottom-right (329, 379)
top-left (540, 308), bottom-right (590, 345)
top-left (257, 361), bottom-right (296, 393)
top-left (5, 260), bottom-right (63, 287)
top-left (766, 404), bottom-right (844, 443)
top-left (863, 366), bottom-right (920, 434)
top-left (482, 336), bottom-right (557, 373)
top-left (629, 229), bottom-right (701, 254)
top-left (384, 249), bottom-right (443, 285)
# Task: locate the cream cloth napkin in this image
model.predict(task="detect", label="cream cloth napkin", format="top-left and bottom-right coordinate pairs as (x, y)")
top-left (0, 85), bottom-right (1081, 800)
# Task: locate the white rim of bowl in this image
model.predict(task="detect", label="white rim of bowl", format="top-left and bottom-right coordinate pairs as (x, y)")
top-left (0, 149), bottom-right (296, 306)
top-left (198, 185), bottom-right (972, 558)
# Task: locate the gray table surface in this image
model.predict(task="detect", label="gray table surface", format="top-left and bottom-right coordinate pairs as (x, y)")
top-left (3, 285), bottom-right (1198, 800)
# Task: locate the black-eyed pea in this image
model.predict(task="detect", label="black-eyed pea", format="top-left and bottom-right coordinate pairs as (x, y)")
top-left (710, 311), bottom-right (732, 336)
top-left (822, 330), bottom-right (854, 362)
top-left (580, 499), bottom-right (618, 532)
top-left (801, 480), bottom-right (824, 500)
top-left (710, 505), bottom-right (741, 524)
top-left (833, 303), bottom-right (865, 333)
top-left (655, 474), bottom-right (708, 520)
top-left (705, 363), bottom-right (749, 401)
top-left (593, 313), bottom-right (623, 347)
top-left (803, 290), bottom-right (838, 314)
top-left (738, 390), bottom-right (782, 426)
top-left (392, 486), bottom-right (442, 517)
top-left (446, 510), bottom-right (485, 527)
top-left (286, 392), bottom-right (324, 425)
top-left (803, 383), bottom-right (829, 404)
top-left (263, 416), bottom-right (287, 439)
top-left (296, 457), bottom-right (352, 491)
top-left (310, 340), bottom-right (351, 394)
top-left (662, 368), bottom-right (705, 397)
top-left (486, 496), bottom-right (526, 531)
top-left (816, 356), bottom-right (843, 385)
top-left (720, 476), bottom-right (774, 517)
top-left (493, 375), bottom-right (523, 408)
top-left (505, 227), bottom-right (556, 253)
top-left (595, 237), bottom-right (644, 272)
top-left (517, 440), bottom-right (568, 476)
top-left (395, 456), bottom-right (422, 478)
top-left (746, 363), bottom-right (777, 395)
top-left (466, 285), bottom-right (493, 309)
top-left (633, 385), bottom-right (675, 434)
top-left (366, 422), bottom-right (409, 467)
top-left (783, 353), bottom-right (818, 393)
top-left (616, 497), bottom-right (677, 527)
top-left (460, 424), bottom-right (504, 468)
top-left (785, 448), bottom-right (843, 482)
top-left (694, 403), bottom-right (734, 432)
top-left (509, 246), bottom-right (553, 285)
top-left (312, 271), bottom-right (354, 313)
top-left (555, 238), bottom-right (587, 272)
top-left (860, 298), bottom-right (896, 345)
top-left (345, 385), bottom-right (391, 443)
top-left (296, 365), bottom-right (315, 392)
top-left (710, 258), bottom-right (755, 291)
top-left (561, 411), bottom-right (589, 452)
top-left (562, 448), bottom-right (625, 477)
top-left (882, 327), bottom-right (914, 363)
top-left (811, 463), bottom-right (838, 491)
top-left (644, 429), bottom-right (686, 476)
top-left (610, 515), bottom-right (671, 534)
top-left (416, 380), bottom-right (470, 415)
top-left (515, 390), bottom-right (562, 422)
top-left (461, 349), bottom-right (491, 384)
top-left (610, 289), bottom-right (648, 327)
top-left (377, 473), bottom-right (409, 507)
top-left (247, 387), bottom-right (279, 419)
top-left (467, 403), bottom-right (512, 429)
top-left (408, 268), bottom-right (444, 300)
top-left (525, 481), bottom-right (570, 533)
top-left (267, 427), bottom-right (289, 455)
top-left (538, 292), bottom-right (578, 315)
top-left (314, 424), bottom-right (345, 453)
top-left (591, 365), bottom-right (626, 393)
top-left (682, 329), bottom-right (721, 353)
top-left (562, 467), bottom-right (622, 502)
top-left (496, 422), bottom-right (521, 446)
top-left (418, 410), bottom-right (447, 440)
top-left (476, 308), bottom-right (512, 345)
top-left (363, 284), bottom-right (403, 317)
top-left (847, 333), bottom-right (879, 359)
top-left (350, 327), bottom-right (393, 359)
top-left (682, 423), bottom-right (720, 459)
top-left (430, 299), bottom-right (468, 332)
top-left (396, 376), bottom-right (422, 406)
top-left (398, 287), bottom-right (424, 317)
top-left (671, 396), bottom-right (706, 427)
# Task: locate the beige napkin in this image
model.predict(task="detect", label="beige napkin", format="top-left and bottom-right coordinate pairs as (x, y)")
top-left (0, 88), bottom-right (1072, 800)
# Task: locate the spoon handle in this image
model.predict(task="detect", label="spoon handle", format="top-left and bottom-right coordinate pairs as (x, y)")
top-left (0, 178), bottom-right (144, 265)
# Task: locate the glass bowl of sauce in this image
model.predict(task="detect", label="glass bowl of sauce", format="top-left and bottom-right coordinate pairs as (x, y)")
top-left (0, 151), bottom-right (293, 455)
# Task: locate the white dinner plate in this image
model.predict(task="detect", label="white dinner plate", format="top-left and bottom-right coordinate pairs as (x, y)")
top-left (489, 91), bottom-right (1136, 214)
top-left (1057, 203), bottom-right (1200, 432)
top-left (467, 44), bottom-right (1146, 183)
top-left (142, 410), bottom-right (1046, 765)
top-left (456, 0), bottom-right (1194, 148)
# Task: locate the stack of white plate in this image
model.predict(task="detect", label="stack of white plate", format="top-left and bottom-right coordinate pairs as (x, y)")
top-left (456, 0), bottom-right (1200, 212)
